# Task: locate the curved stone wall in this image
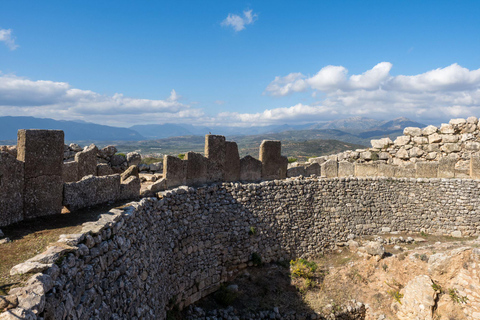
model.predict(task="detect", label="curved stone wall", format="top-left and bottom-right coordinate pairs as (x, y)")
top-left (3, 177), bottom-right (480, 319)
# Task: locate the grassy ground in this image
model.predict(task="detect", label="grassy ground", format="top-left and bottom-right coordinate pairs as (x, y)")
top-left (0, 203), bottom-right (126, 295)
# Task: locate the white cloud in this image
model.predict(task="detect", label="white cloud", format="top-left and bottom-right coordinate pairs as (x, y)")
top-left (0, 29), bottom-right (18, 50)
top-left (0, 73), bottom-right (204, 126)
top-left (252, 62), bottom-right (480, 125)
top-left (221, 9), bottom-right (257, 32)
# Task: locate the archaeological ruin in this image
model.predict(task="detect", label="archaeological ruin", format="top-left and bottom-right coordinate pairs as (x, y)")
top-left (2, 117), bottom-right (480, 319)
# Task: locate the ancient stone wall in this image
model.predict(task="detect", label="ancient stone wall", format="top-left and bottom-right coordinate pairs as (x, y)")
top-left (4, 176), bottom-right (480, 319)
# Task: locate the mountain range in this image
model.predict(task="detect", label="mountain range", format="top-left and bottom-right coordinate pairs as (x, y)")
top-left (0, 116), bottom-right (425, 146)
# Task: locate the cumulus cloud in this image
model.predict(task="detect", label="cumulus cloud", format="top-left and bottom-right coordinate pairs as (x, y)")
top-left (221, 9), bottom-right (257, 32)
top-left (0, 73), bottom-right (203, 126)
top-left (254, 62), bottom-right (480, 124)
top-left (0, 29), bottom-right (18, 50)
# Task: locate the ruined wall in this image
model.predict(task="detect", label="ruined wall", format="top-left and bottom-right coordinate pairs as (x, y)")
top-left (4, 176), bottom-right (480, 319)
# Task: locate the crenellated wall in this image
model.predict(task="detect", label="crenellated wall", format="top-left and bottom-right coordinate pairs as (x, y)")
top-left (3, 176), bottom-right (480, 319)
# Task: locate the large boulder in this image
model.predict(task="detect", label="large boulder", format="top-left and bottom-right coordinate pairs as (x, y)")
top-left (126, 152), bottom-right (142, 166)
top-left (396, 275), bottom-right (437, 320)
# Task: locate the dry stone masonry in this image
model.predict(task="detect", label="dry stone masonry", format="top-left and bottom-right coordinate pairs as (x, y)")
top-left (5, 117), bottom-right (480, 319)
top-left (3, 176), bottom-right (480, 319)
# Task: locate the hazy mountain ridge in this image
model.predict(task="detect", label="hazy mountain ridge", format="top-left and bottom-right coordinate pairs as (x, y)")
top-left (0, 116), bottom-right (425, 147)
top-left (0, 116), bottom-right (144, 141)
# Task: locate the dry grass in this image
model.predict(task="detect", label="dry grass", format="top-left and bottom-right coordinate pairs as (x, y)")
top-left (0, 202), bottom-right (126, 295)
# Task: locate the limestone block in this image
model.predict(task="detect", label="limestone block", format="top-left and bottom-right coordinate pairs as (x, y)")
top-left (97, 163), bottom-right (114, 177)
top-left (439, 123), bottom-right (454, 134)
top-left (394, 135), bottom-right (410, 146)
top-left (470, 155), bottom-right (480, 179)
top-left (461, 123), bottom-right (476, 133)
top-left (465, 141), bottom-right (480, 151)
top-left (110, 154), bottom-right (126, 167)
top-left (24, 175), bottom-right (63, 218)
top-left (426, 152), bottom-right (437, 160)
top-left (403, 127), bottom-right (422, 136)
top-left (408, 147), bottom-right (424, 158)
top-left (120, 176), bottom-right (140, 200)
top-left (426, 143), bottom-right (440, 152)
top-left (449, 118), bottom-right (466, 127)
top-left (121, 165), bottom-right (139, 182)
top-left (259, 140), bottom-right (287, 180)
top-left (305, 162), bottom-right (320, 176)
top-left (422, 125), bottom-right (437, 136)
top-left (0, 152), bottom-right (24, 227)
top-left (63, 175), bottom-right (121, 211)
top-left (396, 148), bottom-right (409, 160)
top-left (412, 136), bottom-right (428, 145)
top-left (163, 155), bottom-right (187, 188)
top-left (321, 159), bottom-right (338, 178)
top-left (99, 145), bottom-right (117, 158)
top-left (338, 161), bottom-right (354, 177)
top-left (467, 116), bottom-right (478, 124)
top-left (370, 137), bottom-right (392, 149)
top-left (378, 152), bottom-right (390, 160)
top-left (438, 157), bottom-right (455, 178)
top-left (396, 275), bottom-right (436, 320)
top-left (205, 134), bottom-right (226, 182)
top-left (17, 129), bottom-right (64, 179)
top-left (416, 161), bottom-right (438, 178)
top-left (224, 141), bottom-right (240, 182)
top-left (287, 166), bottom-right (305, 178)
top-left (239, 155), bottom-right (262, 181)
top-left (440, 134), bottom-right (458, 143)
top-left (149, 162), bottom-right (162, 172)
top-left (354, 163), bottom-right (378, 177)
top-left (440, 143), bottom-right (461, 153)
top-left (185, 152), bottom-right (207, 186)
top-left (307, 157), bottom-right (326, 165)
top-left (126, 152), bottom-right (142, 167)
top-left (148, 178), bottom-right (167, 193)
top-left (378, 163), bottom-right (395, 177)
top-left (360, 151), bottom-right (373, 160)
top-left (63, 161), bottom-right (78, 183)
top-left (460, 133), bottom-right (474, 142)
top-left (75, 144), bottom-right (98, 179)
top-left (394, 166), bottom-right (416, 178)
top-left (428, 133), bottom-right (442, 144)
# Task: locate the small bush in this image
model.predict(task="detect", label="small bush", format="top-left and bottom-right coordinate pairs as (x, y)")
top-left (290, 258), bottom-right (318, 279)
top-left (117, 152), bottom-right (126, 157)
top-left (420, 231), bottom-right (429, 237)
top-left (141, 157), bottom-right (162, 165)
top-left (388, 290), bottom-right (404, 304)
top-left (431, 282), bottom-right (443, 293)
top-left (449, 288), bottom-right (468, 304)
top-left (248, 226), bottom-right (256, 235)
top-left (178, 153), bottom-right (185, 160)
top-left (288, 157), bottom-right (298, 163)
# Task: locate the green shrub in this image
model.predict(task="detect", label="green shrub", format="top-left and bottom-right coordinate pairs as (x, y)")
top-left (288, 157), bottom-right (297, 163)
top-left (290, 258), bottom-right (318, 279)
top-left (178, 153), bottom-right (185, 160)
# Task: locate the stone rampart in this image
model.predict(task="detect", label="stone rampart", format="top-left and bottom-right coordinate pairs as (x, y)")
top-left (0, 130), bottom-right (141, 227)
top-left (4, 176), bottom-right (480, 319)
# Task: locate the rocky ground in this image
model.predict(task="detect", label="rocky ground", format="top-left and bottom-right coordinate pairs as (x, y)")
top-left (178, 233), bottom-right (480, 320)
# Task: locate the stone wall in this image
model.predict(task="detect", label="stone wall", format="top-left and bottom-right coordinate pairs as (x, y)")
top-left (4, 176), bottom-right (480, 319)
top-left (304, 117), bottom-right (480, 179)
top-left (0, 130), bottom-right (141, 227)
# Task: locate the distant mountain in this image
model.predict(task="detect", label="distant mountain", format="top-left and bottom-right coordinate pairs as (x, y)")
top-left (0, 116), bottom-right (145, 141)
top-left (310, 116), bottom-right (382, 132)
top-left (358, 117), bottom-right (426, 139)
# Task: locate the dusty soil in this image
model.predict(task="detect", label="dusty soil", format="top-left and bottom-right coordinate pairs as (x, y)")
top-left (182, 233), bottom-right (480, 320)
top-left (0, 202), bottom-right (130, 295)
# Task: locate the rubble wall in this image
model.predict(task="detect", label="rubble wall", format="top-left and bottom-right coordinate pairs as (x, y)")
top-left (5, 176), bottom-right (480, 319)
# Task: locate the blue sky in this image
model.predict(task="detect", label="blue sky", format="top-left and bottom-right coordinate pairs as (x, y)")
top-left (1, 1), bottom-right (480, 127)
